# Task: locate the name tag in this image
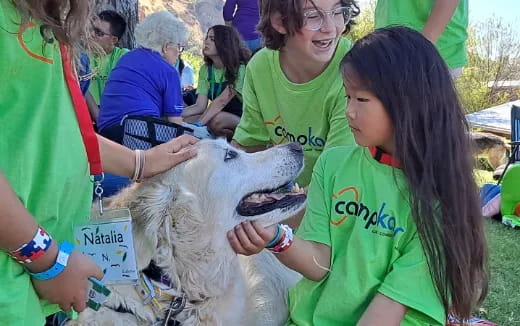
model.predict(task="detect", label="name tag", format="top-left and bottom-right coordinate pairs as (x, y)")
top-left (74, 208), bottom-right (138, 284)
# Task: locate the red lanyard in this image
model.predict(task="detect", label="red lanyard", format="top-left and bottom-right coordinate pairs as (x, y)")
top-left (59, 44), bottom-right (103, 175)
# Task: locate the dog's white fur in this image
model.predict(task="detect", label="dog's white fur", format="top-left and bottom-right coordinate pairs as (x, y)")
top-left (71, 139), bottom-right (305, 326)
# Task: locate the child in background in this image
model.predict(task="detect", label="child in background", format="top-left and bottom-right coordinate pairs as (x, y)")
top-left (228, 26), bottom-right (488, 325)
top-left (86, 10), bottom-right (129, 119)
top-left (182, 25), bottom-right (251, 141)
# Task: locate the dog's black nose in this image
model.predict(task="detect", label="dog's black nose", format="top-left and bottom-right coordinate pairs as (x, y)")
top-left (288, 142), bottom-right (303, 154)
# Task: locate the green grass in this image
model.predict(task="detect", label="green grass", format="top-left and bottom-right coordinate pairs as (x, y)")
top-left (480, 218), bottom-right (520, 325)
top-left (472, 168), bottom-right (520, 325)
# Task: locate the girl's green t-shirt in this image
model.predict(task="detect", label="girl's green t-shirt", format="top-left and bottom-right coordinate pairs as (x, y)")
top-left (287, 146), bottom-right (445, 326)
top-left (196, 63), bottom-right (246, 101)
top-left (0, 1), bottom-right (92, 324)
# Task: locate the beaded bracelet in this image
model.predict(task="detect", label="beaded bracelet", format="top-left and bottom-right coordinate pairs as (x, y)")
top-left (9, 226), bottom-right (53, 264)
top-left (267, 224), bottom-right (294, 254)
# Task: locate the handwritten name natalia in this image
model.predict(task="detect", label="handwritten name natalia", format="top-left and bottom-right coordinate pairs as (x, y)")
top-left (84, 231), bottom-right (124, 245)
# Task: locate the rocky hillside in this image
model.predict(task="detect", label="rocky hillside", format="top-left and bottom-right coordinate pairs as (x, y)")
top-left (139, 0), bottom-right (225, 51)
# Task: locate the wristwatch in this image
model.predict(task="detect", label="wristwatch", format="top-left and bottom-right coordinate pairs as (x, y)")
top-left (29, 241), bottom-right (74, 281)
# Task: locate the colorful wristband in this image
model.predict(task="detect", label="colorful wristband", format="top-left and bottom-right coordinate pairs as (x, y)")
top-left (268, 224), bottom-right (294, 254)
top-left (29, 241), bottom-right (73, 281)
top-left (9, 226), bottom-right (52, 264)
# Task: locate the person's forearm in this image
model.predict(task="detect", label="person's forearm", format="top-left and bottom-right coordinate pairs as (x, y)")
top-left (222, 0), bottom-right (236, 22)
top-left (97, 135), bottom-right (135, 178)
top-left (182, 104), bottom-right (206, 117)
top-left (85, 91), bottom-right (99, 121)
top-left (276, 237), bottom-right (330, 281)
top-left (0, 171), bottom-right (59, 273)
top-left (167, 116), bottom-right (183, 124)
top-left (198, 100), bottom-right (226, 125)
top-left (422, 0), bottom-right (460, 43)
top-left (357, 293), bottom-right (407, 326)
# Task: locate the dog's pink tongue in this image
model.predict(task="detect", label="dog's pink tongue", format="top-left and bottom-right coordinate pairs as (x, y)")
top-left (265, 193), bottom-right (287, 201)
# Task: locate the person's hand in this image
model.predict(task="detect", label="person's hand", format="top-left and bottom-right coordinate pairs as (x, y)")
top-left (143, 134), bottom-right (198, 178)
top-left (227, 221), bottom-right (277, 255)
top-left (216, 86), bottom-right (236, 104)
top-left (31, 250), bottom-right (104, 312)
top-left (225, 87), bottom-right (237, 99)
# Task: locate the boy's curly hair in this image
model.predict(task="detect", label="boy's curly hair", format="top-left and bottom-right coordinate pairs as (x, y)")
top-left (258, 0), bottom-right (360, 50)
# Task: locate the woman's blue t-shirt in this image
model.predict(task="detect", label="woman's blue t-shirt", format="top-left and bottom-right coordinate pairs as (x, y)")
top-left (97, 48), bottom-right (184, 131)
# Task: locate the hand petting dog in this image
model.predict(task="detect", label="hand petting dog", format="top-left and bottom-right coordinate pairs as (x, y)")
top-left (142, 134), bottom-right (199, 178)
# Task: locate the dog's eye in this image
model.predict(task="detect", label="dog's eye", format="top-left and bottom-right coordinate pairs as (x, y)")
top-left (224, 149), bottom-right (238, 161)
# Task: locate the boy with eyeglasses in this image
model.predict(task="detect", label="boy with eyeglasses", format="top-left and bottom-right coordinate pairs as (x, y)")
top-left (232, 0), bottom-right (359, 223)
top-left (86, 10), bottom-right (129, 120)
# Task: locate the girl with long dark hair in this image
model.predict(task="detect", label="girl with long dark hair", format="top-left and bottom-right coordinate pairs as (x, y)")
top-left (183, 25), bottom-right (251, 140)
top-left (227, 26), bottom-right (488, 325)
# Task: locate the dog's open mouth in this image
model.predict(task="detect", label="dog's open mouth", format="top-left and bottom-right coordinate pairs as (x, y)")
top-left (236, 182), bottom-right (306, 216)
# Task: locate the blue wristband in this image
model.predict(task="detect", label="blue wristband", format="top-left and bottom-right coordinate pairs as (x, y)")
top-left (29, 241), bottom-right (73, 281)
top-left (266, 224), bottom-right (282, 248)
top-left (193, 121), bottom-right (203, 127)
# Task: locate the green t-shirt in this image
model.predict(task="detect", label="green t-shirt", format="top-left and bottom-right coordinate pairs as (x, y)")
top-left (0, 1), bottom-right (93, 324)
top-left (233, 38), bottom-right (355, 187)
top-left (89, 46), bottom-right (129, 104)
top-left (287, 146), bottom-right (445, 326)
top-left (196, 63), bottom-right (246, 100)
top-left (374, 0), bottom-right (468, 69)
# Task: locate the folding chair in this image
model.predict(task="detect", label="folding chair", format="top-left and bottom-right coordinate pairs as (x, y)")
top-left (500, 104), bottom-right (520, 228)
top-left (512, 104), bottom-right (520, 162)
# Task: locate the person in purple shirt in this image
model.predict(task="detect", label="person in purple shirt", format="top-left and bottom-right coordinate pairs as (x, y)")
top-left (223, 0), bottom-right (261, 52)
top-left (97, 11), bottom-right (187, 144)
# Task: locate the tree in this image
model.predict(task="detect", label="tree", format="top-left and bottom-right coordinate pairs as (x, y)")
top-left (95, 0), bottom-right (138, 49)
top-left (347, 0), bottom-right (375, 43)
top-left (456, 17), bottom-right (520, 112)
top-left (346, 2), bottom-right (520, 113)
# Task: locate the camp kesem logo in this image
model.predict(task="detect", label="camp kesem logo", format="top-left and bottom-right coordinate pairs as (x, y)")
top-left (331, 186), bottom-right (405, 237)
top-left (265, 115), bottom-right (325, 148)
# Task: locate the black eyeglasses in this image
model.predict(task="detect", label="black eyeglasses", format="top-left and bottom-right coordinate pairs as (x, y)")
top-left (178, 45), bottom-right (185, 53)
top-left (93, 26), bottom-right (112, 37)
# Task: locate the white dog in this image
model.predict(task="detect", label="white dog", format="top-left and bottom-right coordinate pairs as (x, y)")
top-left (71, 139), bottom-right (305, 326)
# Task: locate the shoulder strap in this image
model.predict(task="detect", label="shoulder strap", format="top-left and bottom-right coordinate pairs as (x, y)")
top-left (178, 59), bottom-right (185, 76)
top-left (60, 44), bottom-right (103, 175)
top-left (207, 64), bottom-right (213, 83)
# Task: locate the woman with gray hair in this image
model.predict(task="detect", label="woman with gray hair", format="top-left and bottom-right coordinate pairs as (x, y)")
top-left (97, 11), bottom-right (188, 144)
